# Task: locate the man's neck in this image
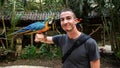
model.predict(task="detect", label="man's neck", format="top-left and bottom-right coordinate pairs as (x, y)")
top-left (67, 30), bottom-right (81, 39)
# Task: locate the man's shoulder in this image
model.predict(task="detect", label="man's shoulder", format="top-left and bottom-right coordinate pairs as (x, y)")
top-left (81, 33), bottom-right (96, 43)
top-left (52, 34), bottom-right (67, 41)
top-left (53, 34), bottom-right (67, 38)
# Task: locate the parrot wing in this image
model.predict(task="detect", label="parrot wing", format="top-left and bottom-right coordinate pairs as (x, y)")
top-left (26, 21), bottom-right (50, 34)
top-left (8, 21), bottom-right (45, 36)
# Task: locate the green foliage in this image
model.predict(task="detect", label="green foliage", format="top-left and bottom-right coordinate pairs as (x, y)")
top-left (0, 0), bottom-right (5, 6)
top-left (63, 0), bottom-right (83, 18)
top-left (24, 1), bottom-right (40, 11)
top-left (38, 43), bottom-right (48, 57)
top-left (38, 43), bottom-right (62, 59)
top-left (116, 50), bottom-right (120, 59)
top-left (20, 45), bottom-right (37, 59)
top-left (19, 44), bottom-right (62, 59)
top-left (10, 13), bottom-right (22, 33)
top-left (24, 0), bottom-right (65, 12)
top-left (4, 0), bottom-right (24, 13)
top-left (0, 47), bottom-right (6, 55)
top-left (42, 0), bottom-right (65, 12)
top-left (116, 36), bottom-right (120, 52)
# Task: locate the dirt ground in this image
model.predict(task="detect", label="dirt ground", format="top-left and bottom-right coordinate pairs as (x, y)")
top-left (0, 54), bottom-right (120, 68)
top-left (0, 58), bottom-right (61, 68)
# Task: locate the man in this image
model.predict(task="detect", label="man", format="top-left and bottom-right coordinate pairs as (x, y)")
top-left (35, 8), bottom-right (100, 68)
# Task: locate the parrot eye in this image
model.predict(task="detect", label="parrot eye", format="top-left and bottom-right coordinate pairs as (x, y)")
top-left (48, 20), bottom-right (53, 24)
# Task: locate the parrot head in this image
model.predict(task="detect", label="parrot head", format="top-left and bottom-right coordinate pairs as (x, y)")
top-left (36, 14), bottom-right (56, 34)
top-left (44, 14), bottom-right (56, 24)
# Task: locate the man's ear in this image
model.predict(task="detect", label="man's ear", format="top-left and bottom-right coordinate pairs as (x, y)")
top-left (75, 18), bottom-right (82, 24)
top-left (75, 18), bottom-right (80, 24)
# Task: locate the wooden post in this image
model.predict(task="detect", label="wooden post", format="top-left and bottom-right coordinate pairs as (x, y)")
top-left (16, 37), bottom-right (22, 56)
top-left (31, 34), bottom-right (34, 46)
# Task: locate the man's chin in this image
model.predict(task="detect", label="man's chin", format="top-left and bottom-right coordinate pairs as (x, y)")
top-left (64, 29), bottom-right (72, 32)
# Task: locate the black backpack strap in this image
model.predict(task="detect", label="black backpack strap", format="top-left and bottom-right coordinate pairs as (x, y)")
top-left (62, 34), bottom-right (90, 63)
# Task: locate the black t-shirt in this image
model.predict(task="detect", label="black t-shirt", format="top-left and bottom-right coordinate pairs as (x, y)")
top-left (52, 33), bottom-right (100, 68)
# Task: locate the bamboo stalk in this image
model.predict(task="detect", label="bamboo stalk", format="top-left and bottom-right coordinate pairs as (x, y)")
top-left (2, 16), bottom-right (8, 49)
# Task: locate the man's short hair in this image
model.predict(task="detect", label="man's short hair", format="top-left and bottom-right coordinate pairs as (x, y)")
top-left (60, 8), bottom-right (76, 18)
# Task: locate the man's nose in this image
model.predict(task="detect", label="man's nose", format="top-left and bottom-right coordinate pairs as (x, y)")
top-left (63, 19), bottom-right (68, 24)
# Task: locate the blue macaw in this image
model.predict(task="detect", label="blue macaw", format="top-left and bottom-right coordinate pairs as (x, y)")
top-left (8, 15), bottom-right (55, 36)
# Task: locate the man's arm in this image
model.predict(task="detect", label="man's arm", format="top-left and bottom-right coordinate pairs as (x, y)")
top-left (34, 33), bottom-right (54, 44)
top-left (90, 59), bottom-right (100, 68)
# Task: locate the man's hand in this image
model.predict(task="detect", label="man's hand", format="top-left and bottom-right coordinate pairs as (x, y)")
top-left (34, 33), bottom-right (53, 44)
top-left (35, 33), bottom-right (46, 43)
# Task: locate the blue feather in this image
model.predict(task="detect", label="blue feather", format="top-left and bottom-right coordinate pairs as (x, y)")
top-left (10, 21), bottom-right (45, 35)
top-left (17, 21), bottom-right (45, 32)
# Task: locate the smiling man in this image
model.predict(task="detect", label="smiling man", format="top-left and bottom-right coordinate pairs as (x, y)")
top-left (35, 8), bottom-right (100, 68)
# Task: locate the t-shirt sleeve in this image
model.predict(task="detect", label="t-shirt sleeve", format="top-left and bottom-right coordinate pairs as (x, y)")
top-left (85, 38), bottom-right (100, 61)
top-left (52, 35), bottom-right (59, 46)
top-left (52, 34), bottom-right (66, 48)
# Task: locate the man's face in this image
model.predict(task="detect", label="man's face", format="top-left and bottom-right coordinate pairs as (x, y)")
top-left (60, 11), bottom-right (77, 32)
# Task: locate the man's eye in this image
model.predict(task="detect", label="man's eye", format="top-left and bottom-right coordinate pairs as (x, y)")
top-left (66, 17), bottom-right (71, 20)
top-left (60, 18), bottom-right (64, 21)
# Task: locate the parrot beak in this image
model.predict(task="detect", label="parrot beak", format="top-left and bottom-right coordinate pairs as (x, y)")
top-left (48, 14), bottom-right (56, 24)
